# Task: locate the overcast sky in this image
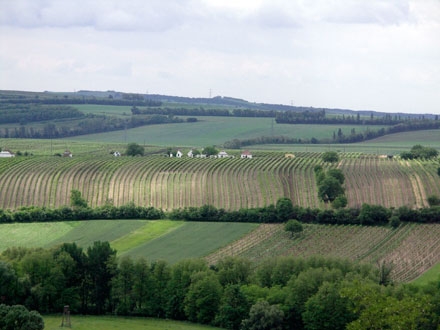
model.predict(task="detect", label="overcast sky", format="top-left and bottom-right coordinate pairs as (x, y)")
top-left (1, 0), bottom-right (439, 113)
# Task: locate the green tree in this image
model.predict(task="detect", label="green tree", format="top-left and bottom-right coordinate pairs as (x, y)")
top-left (322, 151), bottom-right (339, 163)
top-left (216, 256), bottom-right (252, 286)
top-left (358, 204), bottom-right (391, 225)
top-left (166, 259), bottom-right (208, 320)
top-left (203, 145), bottom-right (218, 156)
top-left (0, 261), bottom-right (19, 304)
top-left (276, 197), bottom-right (293, 221)
top-left (86, 241), bottom-right (117, 314)
top-left (285, 267), bottom-right (343, 329)
top-left (284, 219), bottom-right (303, 238)
top-left (427, 195), bottom-right (440, 206)
top-left (112, 256), bottom-right (135, 315)
top-left (215, 284), bottom-right (250, 330)
top-left (341, 281), bottom-right (436, 330)
top-left (302, 282), bottom-right (355, 330)
top-left (0, 304), bottom-right (44, 330)
top-left (70, 189), bottom-right (88, 208)
top-left (131, 257), bottom-right (153, 315)
top-left (125, 142), bottom-right (144, 156)
top-left (332, 195), bottom-right (348, 209)
top-left (184, 271), bottom-right (223, 324)
top-left (327, 168), bottom-right (345, 184)
top-left (318, 177), bottom-right (344, 202)
top-left (241, 300), bottom-right (284, 330)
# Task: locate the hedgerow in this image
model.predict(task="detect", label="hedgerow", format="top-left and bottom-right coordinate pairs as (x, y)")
top-left (1, 199), bottom-right (440, 225)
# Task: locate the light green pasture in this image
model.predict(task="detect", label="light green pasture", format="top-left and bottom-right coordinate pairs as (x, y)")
top-left (411, 262), bottom-right (440, 286)
top-left (67, 116), bottom-right (389, 147)
top-left (123, 222), bottom-right (259, 263)
top-left (43, 315), bottom-right (223, 330)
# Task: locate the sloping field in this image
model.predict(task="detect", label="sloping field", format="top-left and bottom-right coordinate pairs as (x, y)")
top-left (2, 220), bottom-right (439, 282)
top-left (205, 222), bottom-right (440, 282)
top-left (0, 153), bottom-right (439, 211)
top-left (0, 220), bottom-right (257, 264)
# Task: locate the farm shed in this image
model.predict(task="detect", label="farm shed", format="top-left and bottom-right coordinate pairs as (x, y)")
top-left (241, 150), bottom-right (253, 159)
top-left (0, 150), bottom-right (14, 158)
top-left (218, 151), bottom-right (229, 158)
top-left (63, 150), bottom-right (73, 157)
top-left (285, 153), bottom-right (295, 159)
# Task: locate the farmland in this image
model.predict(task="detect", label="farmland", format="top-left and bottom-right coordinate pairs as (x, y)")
top-left (1, 219), bottom-right (439, 282)
top-left (0, 152), bottom-right (439, 211)
top-left (0, 220), bottom-right (257, 264)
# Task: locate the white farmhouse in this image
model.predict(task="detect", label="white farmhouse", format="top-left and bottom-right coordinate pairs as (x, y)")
top-left (187, 149), bottom-right (193, 158)
top-left (217, 151), bottom-right (229, 158)
top-left (176, 150), bottom-right (183, 158)
top-left (0, 150), bottom-right (14, 158)
top-left (241, 150), bottom-right (252, 159)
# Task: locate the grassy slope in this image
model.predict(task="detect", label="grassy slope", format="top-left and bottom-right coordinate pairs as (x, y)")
top-left (43, 315), bottom-right (223, 330)
top-left (123, 222), bottom-right (259, 263)
top-left (66, 116), bottom-right (389, 147)
top-left (0, 221), bottom-right (257, 264)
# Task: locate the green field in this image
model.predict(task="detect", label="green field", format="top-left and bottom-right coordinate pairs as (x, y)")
top-left (43, 315), bottom-right (223, 330)
top-left (3, 220), bottom-right (440, 283)
top-left (411, 262), bottom-right (440, 286)
top-left (66, 116), bottom-right (390, 147)
top-left (0, 220), bottom-right (257, 263)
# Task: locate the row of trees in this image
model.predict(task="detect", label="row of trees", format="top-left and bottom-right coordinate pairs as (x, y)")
top-left (401, 144), bottom-right (439, 160)
top-left (2, 246), bottom-right (439, 329)
top-left (2, 193), bottom-right (440, 225)
top-left (0, 96), bottom-right (162, 107)
top-left (0, 104), bottom-right (84, 124)
top-left (0, 114), bottom-right (186, 139)
top-left (224, 121), bottom-right (440, 148)
top-left (131, 106), bottom-right (277, 118)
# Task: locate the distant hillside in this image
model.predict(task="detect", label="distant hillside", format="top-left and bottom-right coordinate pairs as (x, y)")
top-left (2, 89), bottom-right (436, 119)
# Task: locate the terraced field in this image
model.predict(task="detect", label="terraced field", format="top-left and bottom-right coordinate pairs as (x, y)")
top-left (0, 152), bottom-right (439, 211)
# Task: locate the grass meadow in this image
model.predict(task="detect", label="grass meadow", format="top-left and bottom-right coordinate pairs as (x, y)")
top-left (66, 116), bottom-right (389, 147)
top-left (43, 315), bottom-right (223, 330)
top-left (0, 220), bottom-right (257, 263)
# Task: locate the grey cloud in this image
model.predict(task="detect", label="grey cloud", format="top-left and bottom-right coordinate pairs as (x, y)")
top-left (0, 0), bottom-right (194, 31)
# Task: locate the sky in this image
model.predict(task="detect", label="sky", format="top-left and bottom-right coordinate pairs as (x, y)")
top-left (0, 0), bottom-right (439, 114)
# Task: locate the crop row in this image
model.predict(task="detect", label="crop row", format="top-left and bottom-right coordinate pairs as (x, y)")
top-left (205, 222), bottom-right (440, 282)
top-left (0, 154), bottom-right (439, 211)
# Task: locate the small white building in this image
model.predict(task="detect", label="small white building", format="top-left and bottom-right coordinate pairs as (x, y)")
top-left (187, 149), bottom-right (193, 158)
top-left (113, 151), bottom-right (121, 157)
top-left (176, 150), bottom-right (183, 158)
top-left (217, 151), bottom-right (229, 158)
top-left (63, 150), bottom-right (73, 158)
top-left (241, 150), bottom-right (253, 159)
top-left (0, 150), bottom-right (14, 158)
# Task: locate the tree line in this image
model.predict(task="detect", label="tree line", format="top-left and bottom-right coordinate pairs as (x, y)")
top-left (0, 104), bottom-right (84, 124)
top-left (1, 246), bottom-right (439, 329)
top-left (0, 114), bottom-right (186, 139)
top-left (2, 194), bottom-right (440, 226)
top-left (0, 96), bottom-right (162, 107)
top-left (131, 106), bottom-right (276, 118)
top-left (224, 119), bottom-right (440, 147)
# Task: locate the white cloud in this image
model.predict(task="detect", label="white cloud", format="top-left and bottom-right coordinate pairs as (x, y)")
top-left (0, 0), bottom-right (439, 113)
